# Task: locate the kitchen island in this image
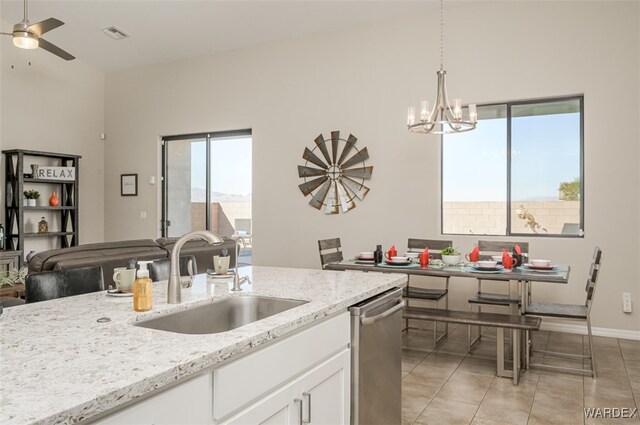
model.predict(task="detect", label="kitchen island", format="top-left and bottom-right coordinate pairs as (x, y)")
top-left (0, 266), bottom-right (406, 425)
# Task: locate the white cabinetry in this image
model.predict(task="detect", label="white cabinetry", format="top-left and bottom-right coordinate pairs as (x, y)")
top-left (93, 373), bottom-right (213, 425)
top-left (92, 312), bottom-right (350, 425)
top-left (225, 349), bottom-right (349, 425)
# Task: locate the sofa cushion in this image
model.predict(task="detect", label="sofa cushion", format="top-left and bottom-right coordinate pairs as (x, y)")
top-left (29, 239), bottom-right (162, 273)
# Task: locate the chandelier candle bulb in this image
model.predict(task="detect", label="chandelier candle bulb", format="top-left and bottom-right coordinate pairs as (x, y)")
top-left (454, 99), bottom-right (462, 120)
top-left (469, 104), bottom-right (478, 123)
top-left (420, 101), bottom-right (429, 121)
top-left (407, 107), bottom-right (416, 125)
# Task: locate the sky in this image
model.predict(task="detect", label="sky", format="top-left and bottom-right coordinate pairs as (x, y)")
top-left (443, 112), bottom-right (580, 202)
top-left (189, 136), bottom-right (252, 197)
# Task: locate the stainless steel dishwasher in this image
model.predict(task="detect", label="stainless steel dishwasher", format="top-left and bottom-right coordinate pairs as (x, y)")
top-left (350, 287), bottom-right (404, 425)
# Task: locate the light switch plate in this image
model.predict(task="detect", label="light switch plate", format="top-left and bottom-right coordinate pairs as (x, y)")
top-left (623, 293), bottom-right (632, 313)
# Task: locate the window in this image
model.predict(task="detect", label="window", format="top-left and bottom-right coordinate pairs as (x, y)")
top-left (442, 96), bottom-right (583, 237)
top-left (161, 130), bottom-right (252, 254)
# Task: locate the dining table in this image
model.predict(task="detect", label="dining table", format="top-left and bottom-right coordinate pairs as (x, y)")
top-left (323, 258), bottom-right (571, 369)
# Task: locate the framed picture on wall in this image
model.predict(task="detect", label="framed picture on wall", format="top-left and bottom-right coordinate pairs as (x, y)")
top-left (121, 174), bottom-right (138, 196)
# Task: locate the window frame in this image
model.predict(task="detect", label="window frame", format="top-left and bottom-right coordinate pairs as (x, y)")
top-left (160, 128), bottom-right (252, 237)
top-left (440, 95), bottom-right (584, 238)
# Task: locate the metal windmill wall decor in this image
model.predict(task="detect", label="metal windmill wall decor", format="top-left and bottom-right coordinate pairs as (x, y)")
top-left (297, 131), bottom-right (373, 214)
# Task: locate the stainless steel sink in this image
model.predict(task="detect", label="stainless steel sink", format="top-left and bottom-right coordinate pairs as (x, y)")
top-left (134, 296), bottom-right (308, 335)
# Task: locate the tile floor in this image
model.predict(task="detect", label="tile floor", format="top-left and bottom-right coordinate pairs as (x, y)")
top-left (402, 322), bottom-right (640, 425)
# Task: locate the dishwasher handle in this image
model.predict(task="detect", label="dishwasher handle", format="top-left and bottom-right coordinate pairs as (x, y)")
top-left (361, 299), bottom-right (404, 326)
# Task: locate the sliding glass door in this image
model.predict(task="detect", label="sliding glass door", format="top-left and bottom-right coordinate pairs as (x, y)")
top-left (161, 130), bottom-right (252, 248)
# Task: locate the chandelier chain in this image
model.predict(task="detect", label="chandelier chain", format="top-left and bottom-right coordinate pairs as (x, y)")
top-left (440, 0), bottom-right (444, 70)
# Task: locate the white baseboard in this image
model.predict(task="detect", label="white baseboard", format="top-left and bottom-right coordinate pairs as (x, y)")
top-left (540, 322), bottom-right (640, 341)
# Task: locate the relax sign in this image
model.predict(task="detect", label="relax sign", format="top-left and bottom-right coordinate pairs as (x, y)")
top-left (36, 167), bottom-right (75, 181)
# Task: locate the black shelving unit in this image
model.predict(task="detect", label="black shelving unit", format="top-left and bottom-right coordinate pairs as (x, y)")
top-left (3, 149), bottom-right (81, 264)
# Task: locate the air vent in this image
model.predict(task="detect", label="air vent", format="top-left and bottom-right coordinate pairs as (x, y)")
top-left (101, 26), bottom-right (130, 40)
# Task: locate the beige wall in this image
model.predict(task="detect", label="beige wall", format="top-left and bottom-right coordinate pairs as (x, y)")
top-left (0, 21), bottom-right (105, 256)
top-left (102, 1), bottom-right (639, 333)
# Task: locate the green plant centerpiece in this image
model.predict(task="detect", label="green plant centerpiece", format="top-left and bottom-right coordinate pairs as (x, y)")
top-left (23, 189), bottom-right (40, 207)
top-left (23, 190), bottom-right (40, 199)
top-left (441, 245), bottom-right (463, 266)
top-left (441, 245), bottom-right (460, 256)
top-left (0, 266), bottom-right (28, 288)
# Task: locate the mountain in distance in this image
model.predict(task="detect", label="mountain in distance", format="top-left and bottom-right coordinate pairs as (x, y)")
top-left (192, 187), bottom-right (251, 202)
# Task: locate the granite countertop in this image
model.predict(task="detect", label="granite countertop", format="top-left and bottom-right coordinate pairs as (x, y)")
top-left (0, 266), bottom-right (406, 425)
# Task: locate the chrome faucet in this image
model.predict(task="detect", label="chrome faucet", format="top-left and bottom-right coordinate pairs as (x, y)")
top-left (230, 237), bottom-right (251, 291)
top-left (168, 230), bottom-right (224, 304)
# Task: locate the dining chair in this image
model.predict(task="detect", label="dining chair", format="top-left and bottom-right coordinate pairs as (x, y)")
top-left (525, 246), bottom-right (602, 378)
top-left (405, 238), bottom-right (451, 347)
top-left (25, 266), bottom-right (105, 303)
top-left (318, 238), bottom-right (343, 269)
top-left (468, 240), bottom-right (530, 350)
top-left (148, 255), bottom-right (197, 282)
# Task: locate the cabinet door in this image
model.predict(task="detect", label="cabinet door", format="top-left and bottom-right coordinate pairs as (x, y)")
top-left (223, 349), bottom-right (350, 425)
top-left (223, 377), bottom-right (297, 425)
top-left (296, 349), bottom-right (350, 425)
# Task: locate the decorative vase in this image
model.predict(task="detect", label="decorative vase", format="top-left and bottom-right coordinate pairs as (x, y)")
top-left (31, 164), bottom-right (39, 179)
top-left (49, 192), bottom-right (60, 207)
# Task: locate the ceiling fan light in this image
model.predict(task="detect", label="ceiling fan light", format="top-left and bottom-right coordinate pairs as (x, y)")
top-left (13, 32), bottom-right (39, 49)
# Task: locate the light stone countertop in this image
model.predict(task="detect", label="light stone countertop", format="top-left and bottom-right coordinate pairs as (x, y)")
top-left (0, 266), bottom-right (406, 425)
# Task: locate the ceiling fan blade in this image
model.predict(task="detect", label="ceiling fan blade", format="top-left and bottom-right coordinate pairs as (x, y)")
top-left (26, 17), bottom-right (64, 36)
top-left (38, 38), bottom-right (75, 60)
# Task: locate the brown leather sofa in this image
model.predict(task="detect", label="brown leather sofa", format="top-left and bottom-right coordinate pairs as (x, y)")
top-left (28, 237), bottom-right (237, 286)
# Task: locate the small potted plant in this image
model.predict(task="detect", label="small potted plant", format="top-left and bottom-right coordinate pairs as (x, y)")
top-left (23, 190), bottom-right (40, 207)
top-left (441, 245), bottom-right (463, 266)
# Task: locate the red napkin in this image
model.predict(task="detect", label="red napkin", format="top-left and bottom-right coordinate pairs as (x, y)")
top-left (420, 247), bottom-right (429, 267)
top-left (469, 245), bottom-right (480, 262)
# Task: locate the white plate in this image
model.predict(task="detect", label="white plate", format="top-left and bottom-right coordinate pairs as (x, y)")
top-left (106, 289), bottom-right (133, 297)
top-left (472, 264), bottom-right (504, 271)
top-left (207, 269), bottom-right (236, 279)
top-left (522, 263), bottom-right (557, 270)
top-left (521, 266), bottom-right (558, 273)
top-left (355, 255), bottom-right (374, 261)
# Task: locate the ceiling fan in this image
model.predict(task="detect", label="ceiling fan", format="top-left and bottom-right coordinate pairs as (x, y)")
top-left (1, 0), bottom-right (75, 61)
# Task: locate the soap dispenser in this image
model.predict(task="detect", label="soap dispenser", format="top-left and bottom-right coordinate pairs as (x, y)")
top-left (133, 260), bottom-right (153, 312)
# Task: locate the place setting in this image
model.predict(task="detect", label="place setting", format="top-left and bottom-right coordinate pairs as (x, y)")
top-left (465, 260), bottom-right (510, 274)
top-left (377, 246), bottom-right (419, 269)
top-left (521, 259), bottom-right (560, 273)
top-left (353, 251), bottom-right (376, 265)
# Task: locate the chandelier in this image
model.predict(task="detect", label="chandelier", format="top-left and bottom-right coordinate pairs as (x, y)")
top-left (407, 0), bottom-right (477, 134)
